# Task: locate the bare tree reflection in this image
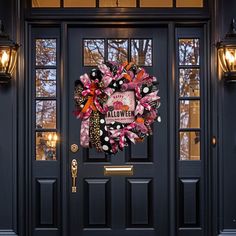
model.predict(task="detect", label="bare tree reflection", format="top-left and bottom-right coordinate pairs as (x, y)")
top-left (180, 131), bottom-right (200, 160)
top-left (36, 101), bottom-right (56, 129)
top-left (131, 39), bottom-right (152, 66)
top-left (108, 39), bottom-right (128, 63)
top-left (84, 39), bottom-right (105, 66)
top-left (36, 69), bottom-right (56, 97)
top-left (36, 39), bottom-right (57, 66)
top-left (179, 69), bottom-right (200, 97)
top-left (179, 39), bottom-right (199, 65)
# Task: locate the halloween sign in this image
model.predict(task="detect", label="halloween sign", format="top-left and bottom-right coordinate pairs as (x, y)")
top-left (74, 62), bottom-right (160, 154)
top-left (105, 91), bottom-right (135, 124)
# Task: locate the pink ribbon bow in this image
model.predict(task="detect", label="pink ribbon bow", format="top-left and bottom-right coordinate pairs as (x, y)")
top-left (74, 107), bottom-right (93, 120)
top-left (98, 64), bottom-right (114, 87)
top-left (135, 122), bottom-right (148, 134)
top-left (135, 90), bottom-right (160, 116)
top-left (79, 74), bottom-right (109, 115)
top-left (110, 123), bottom-right (139, 150)
top-left (80, 73), bottom-right (91, 88)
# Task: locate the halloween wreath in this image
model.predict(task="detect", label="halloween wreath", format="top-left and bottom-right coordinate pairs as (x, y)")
top-left (74, 62), bottom-right (160, 154)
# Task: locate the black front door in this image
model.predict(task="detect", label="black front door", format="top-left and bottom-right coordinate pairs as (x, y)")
top-left (67, 26), bottom-right (168, 236)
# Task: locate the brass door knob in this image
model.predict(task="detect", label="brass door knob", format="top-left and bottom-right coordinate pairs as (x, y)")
top-left (71, 144), bottom-right (79, 153)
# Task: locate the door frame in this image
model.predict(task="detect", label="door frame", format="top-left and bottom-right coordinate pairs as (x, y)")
top-left (20, 13), bottom-right (213, 235)
top-left (61, 21), bottom-right (177, 236)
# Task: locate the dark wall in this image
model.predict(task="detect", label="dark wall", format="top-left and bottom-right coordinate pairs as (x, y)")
top-left (0, 0), bottom-right (18, 234)
top-left (0, 0), bottom-right (235, 235)
top-left (222, 0), bottom-right (236, 37)
top-left (219, 0), bottom-right (236, 233)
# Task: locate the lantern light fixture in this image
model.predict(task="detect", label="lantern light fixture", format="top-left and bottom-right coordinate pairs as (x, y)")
top-left (217, 19), bottom-right (236, 82)
top-left (0, 20), bottom-right (19, 83)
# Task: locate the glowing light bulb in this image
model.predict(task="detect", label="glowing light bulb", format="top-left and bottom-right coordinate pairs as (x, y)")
top-left (53, 133), bottom-right (58, 142)
top-left (1, 50), bottom-right (9, 67)
top-left (48, 133), bottom-right (52, 141)
top-left (226, 50), bottom-right (235, 64)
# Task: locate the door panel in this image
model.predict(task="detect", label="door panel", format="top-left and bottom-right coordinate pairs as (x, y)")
top-left (68, 26), bottom-right (168, 236)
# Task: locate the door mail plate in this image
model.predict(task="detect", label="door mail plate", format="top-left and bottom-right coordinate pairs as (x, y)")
top-left (104, 165), bottom-right (133, 176)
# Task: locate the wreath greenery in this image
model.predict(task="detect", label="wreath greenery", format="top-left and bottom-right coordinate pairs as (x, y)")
top-left (74, 61), bottom-right (160, 154)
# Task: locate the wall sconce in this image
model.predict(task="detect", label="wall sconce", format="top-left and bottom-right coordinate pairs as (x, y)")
top-left (217, 19), bottom-right (236, 82)
top-left (0, 20), bottom-right (19, 83)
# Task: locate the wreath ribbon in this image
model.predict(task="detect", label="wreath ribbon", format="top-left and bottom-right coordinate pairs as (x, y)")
top-left (110, 123), bottom-right (139, 150)
top-left (135, 91), bottom-right (160, 116)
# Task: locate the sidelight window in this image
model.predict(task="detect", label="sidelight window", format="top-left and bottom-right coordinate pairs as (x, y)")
top-left (178, 38), bottom-right (201, 161)
top-left (34, 39), bottom-right (58, 161)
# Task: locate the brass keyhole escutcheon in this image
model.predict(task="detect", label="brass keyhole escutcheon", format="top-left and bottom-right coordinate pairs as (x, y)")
top-left (71, 144), bottom-right (79, 153)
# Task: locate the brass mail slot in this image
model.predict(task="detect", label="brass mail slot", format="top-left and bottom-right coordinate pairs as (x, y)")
top-left (104, 165), bottom-right (134, 176)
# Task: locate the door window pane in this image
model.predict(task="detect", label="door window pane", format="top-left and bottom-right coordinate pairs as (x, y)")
top-left (176, 0), bottom-right (203, 7)
top-left (36, 39), bottom-right (57, 66)
top-left (36, 132), bottom-right (58, 160)
top-left (84, 39), bottom-right (105, 66)
top-left (32, 0), bottom-right (60, 7)
top-left (36, 69), bottom-right (56, 97)
top-left (108, 39), bottom-right (128, 63)
top-left (36, 100), bottom-right (57, 129)
top-left (180, 100), bottom-right (200, 129)
top-left (131, 39), bottom-right (152, 66)
top-left (99, 0), bottom-right (136, 7)
top-left (64, 0), bottom-right (96, 7)
top-left (179, 39), bottom-right (200, 65)
top-left (179, 131), bottom-right (200, 160)
top-left (140, 0), bottom-right (173, 7)
top-left (179, 69), bottom-right (200, 97)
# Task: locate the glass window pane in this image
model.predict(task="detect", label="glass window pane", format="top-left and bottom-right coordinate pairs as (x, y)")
top-left (36, 69), bottom-right (56, 98)
top-left (131, 39), bottom-right (152, 66)
top-left (32, 0), bottom-right (60, 7)
top-left (36, 132), bottom-right (58, 160)
top-left (108, 39), bottom-right (128, 64)
top-left (64, 0), bottom-right (96, 7)
top-left (140, 0), bottom-right (173, 7)
top-left (99, 0), bottom-right (136, 7)
top-left (176, 0), bottom-right (203, 7)
top-left (84, 39), bottom-right (105, 66)
top-left (179, 69), bottom-right (200, 97)
top-left (180, 100), bottom-right (200, 129)
top-left (0, 48), bottom-right (11, 73)
top-left (36, 39), bottom-right (57, 66)
top-left (179, 39), bottom-right (199, 65)
top-left (180, 131), bottom-right (200, 160)
top-left (8, 50), bottom-right (17, 75)
top-left (36, 100), bottom-right (57, 129)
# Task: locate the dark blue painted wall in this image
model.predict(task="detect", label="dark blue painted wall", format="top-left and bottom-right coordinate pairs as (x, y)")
top-left (0, 0), bottom-right (235, 235)
top-left (0, 0), bottom-right (18, 233)
top-left (219, 0), bottom-right (236, 233)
